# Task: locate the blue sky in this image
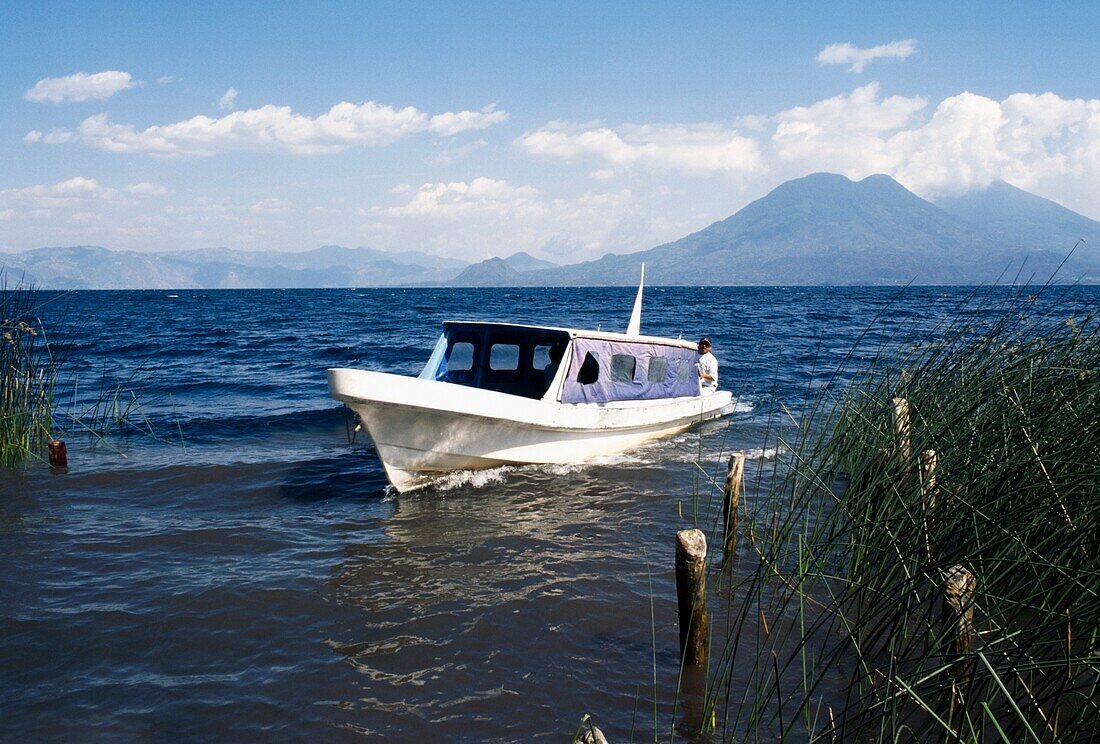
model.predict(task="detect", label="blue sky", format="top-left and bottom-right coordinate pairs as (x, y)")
top-left (2, 1), bottom-right (1098, 261)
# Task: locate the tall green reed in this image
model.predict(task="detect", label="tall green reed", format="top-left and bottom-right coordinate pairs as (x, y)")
top-left (0, 274), bottom-right (165, 466)
top-left (692, 287), bottom-right (1097, 742)
top-left (0, 276), bottom-right (58, 466)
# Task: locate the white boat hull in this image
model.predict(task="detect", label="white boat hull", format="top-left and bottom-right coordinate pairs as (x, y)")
top-left (328, 368), bottom-right (731, 492)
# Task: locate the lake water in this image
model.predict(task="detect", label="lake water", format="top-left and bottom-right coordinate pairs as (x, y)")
top-left (2, 286), bottom-right (1095, 740)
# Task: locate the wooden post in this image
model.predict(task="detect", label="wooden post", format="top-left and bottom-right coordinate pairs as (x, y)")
top-left (891, 397), bottom-right (911, 465)
top-left (723, 452), bottom-right (745, 553)
top-left (942, 565), bottom-right (977, 727)
top-left (48, 440), bottom-right (67, 470)
top-left (573, 716), bottom-right (609, 744)
top-left (676, 528), bottom-right (709, 666)
top-left (920, 449), bottom-right (938, 561)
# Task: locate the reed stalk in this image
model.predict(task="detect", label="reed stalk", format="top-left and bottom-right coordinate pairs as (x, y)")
top-left (694, 286), bottom-right (1098, 741)
top-left (0, 276), bottom-right (58, 466)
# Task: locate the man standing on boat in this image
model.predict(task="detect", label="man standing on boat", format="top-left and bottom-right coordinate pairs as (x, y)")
top-left (696, 337), bottom-right (718, 393)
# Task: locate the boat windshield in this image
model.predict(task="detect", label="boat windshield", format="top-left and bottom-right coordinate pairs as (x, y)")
top-left (420, 324), bottom-right (572, 400)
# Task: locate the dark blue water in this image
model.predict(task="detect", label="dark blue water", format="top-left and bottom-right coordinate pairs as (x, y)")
top-left (2, 286), bottom-right (1095, 741)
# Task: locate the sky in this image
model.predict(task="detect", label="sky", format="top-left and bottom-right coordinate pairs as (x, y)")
top-left (1, 1), bottom-right (1098, 262)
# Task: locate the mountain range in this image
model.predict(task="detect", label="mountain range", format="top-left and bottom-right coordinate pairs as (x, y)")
top-left (2, 173), bottom-right (1097, 288)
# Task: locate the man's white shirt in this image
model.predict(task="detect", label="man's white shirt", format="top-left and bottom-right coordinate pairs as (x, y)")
top-left (696, 351), bottom-right (718, 392)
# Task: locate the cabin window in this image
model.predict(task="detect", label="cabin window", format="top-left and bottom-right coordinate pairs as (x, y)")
top-left (647, 356), bottom-right (668, 382)
top-left (489, 343), bottom-right (520, 371)
top-left (676, 358), bottom-right (692, 382)
top-left (610, 354), bottom-right (637, 383)
top-left (532, 344), bottom-right (552, 370)
top-left (448, 342), bottom-right (475, 371)
top-left (577, 351), bottom-right (600, 384)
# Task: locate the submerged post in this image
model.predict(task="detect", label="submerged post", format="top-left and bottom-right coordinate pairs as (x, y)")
top-left (891, 397), bottom-right (911, 465)
top-left (48, 440), bottom-right (68, 470)
top-left (723, 452), bottom-right (745, 553)
top-left (676, 528), bottom-right (708, 666)
top-left (942, 565), bottom-right (977, 725)
top-left (572, 715), bottom-right (610, 744)
top-left (920, 449), bottom-right (938, 561)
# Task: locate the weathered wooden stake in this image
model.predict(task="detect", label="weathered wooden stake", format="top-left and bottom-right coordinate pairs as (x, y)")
top-left (675, 528), bottom-right (709, 666)
top-left (723, 452), bottom-right (745, 553)
top-left (891, 397), bottom-right (911, 465)
top-left (942, 565), bottom-right (977, 726)
top-left (573, 716), bottom-right (610, 744)
top-left (920, 449), bottom-right (938, 561)
top-left (48, 440), bottom-right (68, 469)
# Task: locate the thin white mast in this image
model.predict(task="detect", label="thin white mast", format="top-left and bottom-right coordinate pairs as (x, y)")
top-left (626, 263), bottom-right (644, 336)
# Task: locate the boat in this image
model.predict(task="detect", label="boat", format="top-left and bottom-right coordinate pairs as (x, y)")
top-left (327, 265), bottom-right (732, 491)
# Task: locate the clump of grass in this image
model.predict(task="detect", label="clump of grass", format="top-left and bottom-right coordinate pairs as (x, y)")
top-left (0, 275), bottom-right (58, 466)
top-left (1, 273), bottom-right (164, 465)
top-left (704, 287), bottom-right (1098, 741)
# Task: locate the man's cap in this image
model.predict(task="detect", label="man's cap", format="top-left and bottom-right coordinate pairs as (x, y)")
top-left (698, 337), bottom-right (711, 346)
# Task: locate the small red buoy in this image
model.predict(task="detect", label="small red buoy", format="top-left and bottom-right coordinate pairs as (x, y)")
top-left (48, 440), bottom-right (68, 469)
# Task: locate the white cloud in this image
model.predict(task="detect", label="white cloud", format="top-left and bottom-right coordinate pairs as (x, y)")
top-left (816, 39), bottom-right (918, 73)
top-left (589, 169), bottom-right (615, 181)
top-left (517, 122), bottom-right (762, 175)
top-left (156, 76), bottom-right (177, 85)
top-left (40, 100), bottom-right (509, 157)
top-left (24, 129), bottom-right (76, 144)
top-left (378, 177), bottom-right (544, 218)
top-left (767, 85), bottom-right (1100, 200)
top-left (24, 70), bottom-right (138, 103)
top-left (125, 182), bottom-right (172, 197)
top-left (771, 83), bottom-right (928, 173)
top-left (519, 84), bottom-right (1100, 212)
top-left (0, 177), bottom-right (130, 225)
top-left (366, 179), bottom-right (644, 261)
top-left (250, 198), bottom-right (293, 214)
top-left (219, 87), bottom-right (238, 110)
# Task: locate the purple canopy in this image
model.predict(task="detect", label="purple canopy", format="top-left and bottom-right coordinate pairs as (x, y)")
top-left (561, 337), bottom-right (701, 404)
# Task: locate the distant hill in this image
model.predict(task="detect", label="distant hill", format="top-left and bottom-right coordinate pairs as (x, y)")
top-left (0, 244), bottom-right (468, 289)
top-left (474, 173), bottom-right (1099, 286)
top-left (447, 251), bottom-right (558, 286)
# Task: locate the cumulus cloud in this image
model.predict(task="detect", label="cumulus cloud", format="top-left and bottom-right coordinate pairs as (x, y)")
top-left (218, 87), bottom-right (239, 110)
top-left (517, 122), bottom-right (762, 174)
top-left (816, 39), bottom-right (917, 73)
top-left (377, 177), bottom-right (544, 218)
top-left (771, 83), bottom-right (928, 173)
top-left (518, 84), bottom-right (1100, 211)
top-left (24, 71), bottom-right (138, 103)
top-left (768, 84), bottom-right (1100, 199)
top-left (35, 101), bottom-right (509, 157)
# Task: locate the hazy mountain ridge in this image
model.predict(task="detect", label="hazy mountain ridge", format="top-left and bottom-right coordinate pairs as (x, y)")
top-left (0, 244), bottom-right (469, 289)
top-left (3, 174), bottom-right (1097, 288)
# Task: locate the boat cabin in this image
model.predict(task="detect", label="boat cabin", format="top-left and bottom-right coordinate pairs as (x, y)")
top-left (420, 321), bottom-right (702, 403)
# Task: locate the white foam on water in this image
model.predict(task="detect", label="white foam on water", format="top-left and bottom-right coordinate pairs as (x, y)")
top-left (724, 397), bottom-right (755, 414)
top-left (744, 445), bottom-right (785, 460)
top-left (430, 465), bottom-right (512, 492)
